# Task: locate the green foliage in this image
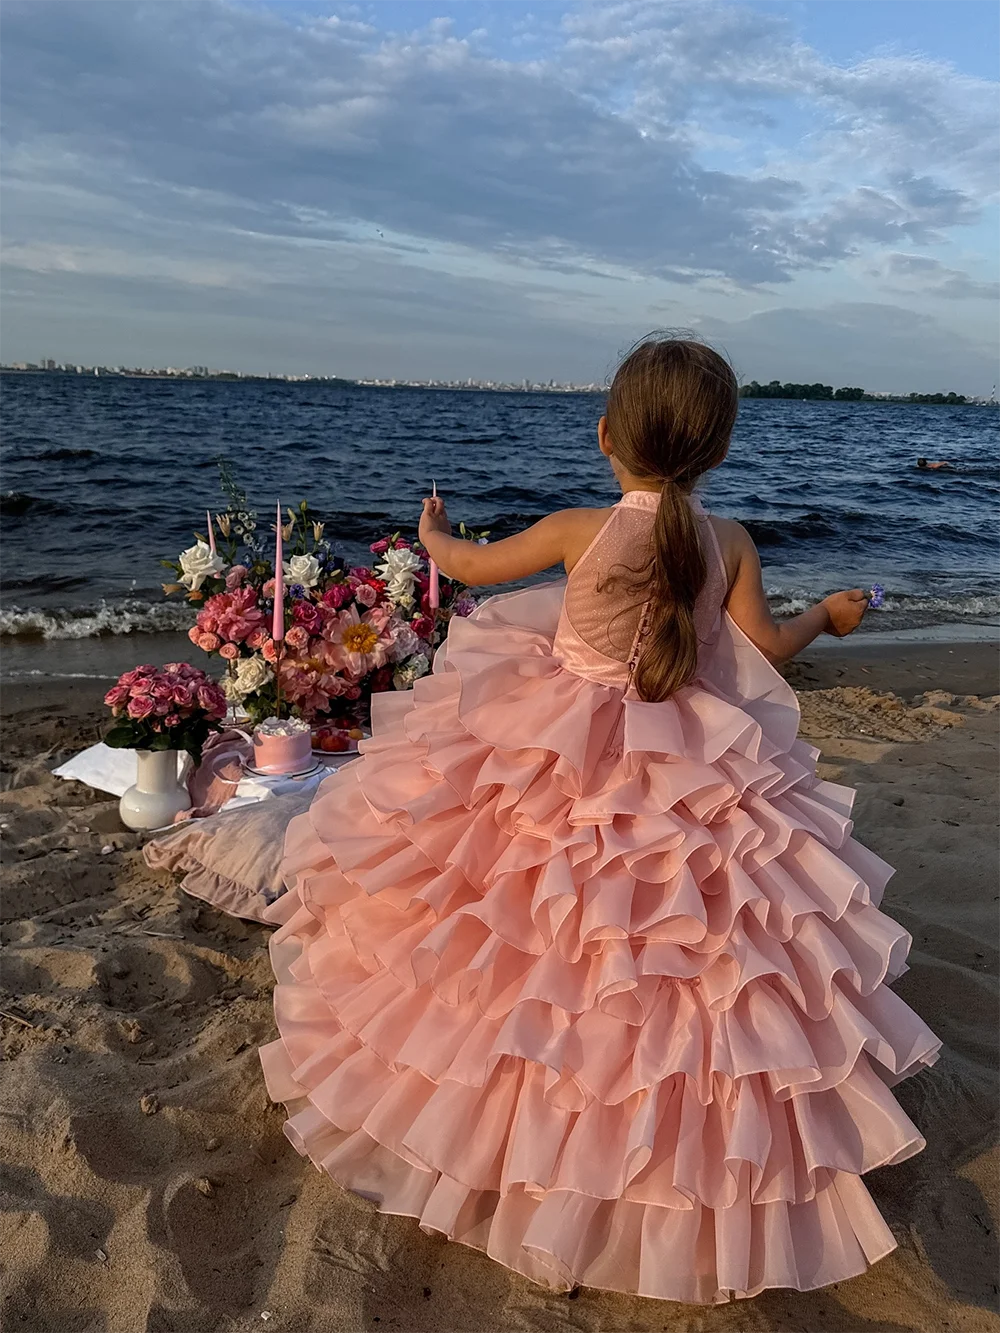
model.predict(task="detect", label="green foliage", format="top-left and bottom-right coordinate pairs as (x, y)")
top-left (103, 715), bottom-right (214, 764)
top-left (739, 380), bottom-right (967, 404)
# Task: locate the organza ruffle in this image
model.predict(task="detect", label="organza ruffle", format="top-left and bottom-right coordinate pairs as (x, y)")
top-left (261, 584), bottom-right (939, 1304)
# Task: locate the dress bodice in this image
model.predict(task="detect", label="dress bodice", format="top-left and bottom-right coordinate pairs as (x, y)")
top-left (552, 490), bottom-right (728, 689)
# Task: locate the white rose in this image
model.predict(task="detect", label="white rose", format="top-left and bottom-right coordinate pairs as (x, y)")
top-left (178, 540), bottom-right (225, 592)
top-left (393, 652), bottom-right (431, 691)
top-left (376, 548), bottom-right (423, 605)
top-left (235, 655), bottom-right (272, 696)
top-left (283, 553), bottom-right (322, 588)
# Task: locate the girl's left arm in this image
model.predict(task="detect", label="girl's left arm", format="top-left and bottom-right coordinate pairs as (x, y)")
top-left (418, 497), bottom-right (600, 586)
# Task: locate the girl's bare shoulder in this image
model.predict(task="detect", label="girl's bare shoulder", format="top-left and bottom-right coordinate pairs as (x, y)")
top-left (706, 514), bottom-right (755, 587)
top-left (556, 506), bottom-right (617, 571)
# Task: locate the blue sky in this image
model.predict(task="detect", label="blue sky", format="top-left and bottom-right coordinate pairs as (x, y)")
top-left (2, 0), bottom-right (997, 391)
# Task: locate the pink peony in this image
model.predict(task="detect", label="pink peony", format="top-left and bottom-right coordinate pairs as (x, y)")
top-left (127, 694), bottom-right (155, 719)
top-left (198, 632), bottom-right (221, 652)
top-left (219, 641), bottom-right (240, 660)
top-left (285, 624), bottom-right (311, 651)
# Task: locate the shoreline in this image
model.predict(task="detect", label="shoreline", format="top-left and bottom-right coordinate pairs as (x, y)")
top-left (2, 629), bottom-right (997, 702)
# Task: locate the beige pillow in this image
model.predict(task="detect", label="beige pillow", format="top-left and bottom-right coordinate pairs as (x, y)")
top-left (143, 790), bottom-right (313, 923)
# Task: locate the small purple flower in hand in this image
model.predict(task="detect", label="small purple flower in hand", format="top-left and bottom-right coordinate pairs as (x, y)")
top-left (868, 583), bottom-right (885, 610)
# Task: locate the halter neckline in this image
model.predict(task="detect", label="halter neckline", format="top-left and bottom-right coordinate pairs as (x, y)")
top-left (617, 490), bottom-right (707, 516)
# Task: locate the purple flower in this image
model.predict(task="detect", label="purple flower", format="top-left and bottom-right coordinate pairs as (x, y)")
top-left (869, 583), bottom-right (885, 610)
top-left (289, 583), bottom-right (306, 600)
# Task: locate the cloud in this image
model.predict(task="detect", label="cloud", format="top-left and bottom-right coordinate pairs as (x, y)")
top-left (872, 253), bottom-right (999, 302)
top-left (0, 0), bottom-right (996, 382)
top-left (698, 301), bottom-right (998, 394)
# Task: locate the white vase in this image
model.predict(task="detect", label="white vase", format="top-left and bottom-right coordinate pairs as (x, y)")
top-left (119, 749), bottom-right (192, 830)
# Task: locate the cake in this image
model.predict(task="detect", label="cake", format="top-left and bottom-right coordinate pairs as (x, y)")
top-left (252, 716), bottom-right (313, 774)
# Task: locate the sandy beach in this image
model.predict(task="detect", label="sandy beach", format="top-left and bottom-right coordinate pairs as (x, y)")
top-left (2, 641), bottom-right (998, 1333)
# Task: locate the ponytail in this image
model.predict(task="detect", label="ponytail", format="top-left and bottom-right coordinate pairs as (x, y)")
top-left (603, 335), bottom-right (738, 701)
top-left (632, 480), bottom-right (706, 702)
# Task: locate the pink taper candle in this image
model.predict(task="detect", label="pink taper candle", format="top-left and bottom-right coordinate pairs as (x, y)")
top-left (272, 501), bottom-right (284, 642)
top-left (206, 510), bottom-right (216, 555)
top-left (428, 480), bottom-right (440, 610)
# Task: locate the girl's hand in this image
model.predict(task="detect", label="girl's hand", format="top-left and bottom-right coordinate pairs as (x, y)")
top-left (822, 589), bottom-right (869, 637)
top-left (419, 495), bottom-right (451, 543)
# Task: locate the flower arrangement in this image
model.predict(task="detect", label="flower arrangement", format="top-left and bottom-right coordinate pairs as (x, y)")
top-left (104, 663), bottom-right (227, 761)
top-left (161, 468), bottom-right (484, 726)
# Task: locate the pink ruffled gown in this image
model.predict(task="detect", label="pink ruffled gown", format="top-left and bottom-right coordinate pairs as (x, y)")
top-left (260, 491), bottom-right (940, 1304)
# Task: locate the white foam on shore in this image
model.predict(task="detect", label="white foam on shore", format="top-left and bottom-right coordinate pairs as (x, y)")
top-left (0, 600), bottom-right (193, 640)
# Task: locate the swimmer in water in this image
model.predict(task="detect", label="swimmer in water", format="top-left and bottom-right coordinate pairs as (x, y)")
top-left (917, 457), bottom-right (951, 471)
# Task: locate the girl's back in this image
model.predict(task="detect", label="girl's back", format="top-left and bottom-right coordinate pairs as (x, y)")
top-left (555, 490), bottom-right (729, 688)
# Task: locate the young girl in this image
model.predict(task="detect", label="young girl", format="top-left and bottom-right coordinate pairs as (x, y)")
top-left (260, 337), bottom-right (939, 1304)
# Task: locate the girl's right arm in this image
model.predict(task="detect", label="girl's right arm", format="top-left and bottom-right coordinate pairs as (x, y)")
top-left (720, 520), bottom-right (869, 665)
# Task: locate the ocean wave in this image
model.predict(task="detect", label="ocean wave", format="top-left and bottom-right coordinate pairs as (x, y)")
top-left (0, 490), bottom-right (66, 517)
top-left (0, 600), bottom-right (195, 640)
top-left (767, 589), bottom-right (1000, 620)
top-left (32, 447), bottom-right (98, 461)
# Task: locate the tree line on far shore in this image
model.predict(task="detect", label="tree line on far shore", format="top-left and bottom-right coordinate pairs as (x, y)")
top-left (739, 380), bottom-right (968, 404)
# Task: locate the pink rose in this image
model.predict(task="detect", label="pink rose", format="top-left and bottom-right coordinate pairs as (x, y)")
top-left (151, 681), bottom-right (173, 701)
top-left (354, 583), bottom-right (377, 608)
top-left (369, 538), bottom-right (390, 556)
top-left (135, 664), bottom-right (156, 676)
top-left (127, 694), bottom-right (155, 719)
top-left (165, 712), bottom-right (182, 727)
top-left (130, 677), bottom-right (154, 695)
top-left (198, 632), bottom-right (221, 652)
top-left (219, 641), bottom-right (240, 660)
top-left (172, 684), bottom-right (195, 707)
top-left (262, 579), bottom-right (276, 599)
top-left (285, 625), bottom-right (311, 651)
top-left (262, 639), bottom-right (279, 662)
top-left (104, 684), bottom-right (129, 709)
top-left (292, 600), bottom-right (322, 630)
top-left (187, 626), bottom-right (202, 645)
top-left (246, 627), bottom-right (269, 650)
top-left (322, 584), bottom-right (351, 610)
top-left (155, 698), bottom-right (172, 715)
top-left (412, 615), bottom-right (434, 640)
top-left (119, 668), bottom-right (142, 687)
top-left (225, 564), bottom-right (248, 591)
top-left (196, 685), bottom-right (219, 712)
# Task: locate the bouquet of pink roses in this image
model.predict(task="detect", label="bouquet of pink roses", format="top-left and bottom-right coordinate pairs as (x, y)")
top-left (161, 469), bottom-right (483, 726)
top-left (104, 663), bottom-right (227, 762)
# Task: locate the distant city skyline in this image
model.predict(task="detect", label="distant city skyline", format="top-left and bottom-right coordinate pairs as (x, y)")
top-left (2, 0), bottom-right (997, 394)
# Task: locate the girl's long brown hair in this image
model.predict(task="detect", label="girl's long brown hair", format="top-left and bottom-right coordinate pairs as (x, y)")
top-left (604, 336), bottom-right (738, 702)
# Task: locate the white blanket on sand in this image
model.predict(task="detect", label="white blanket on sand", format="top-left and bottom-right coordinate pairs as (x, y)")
top-left (53, 742), bottom-right (349, 811)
